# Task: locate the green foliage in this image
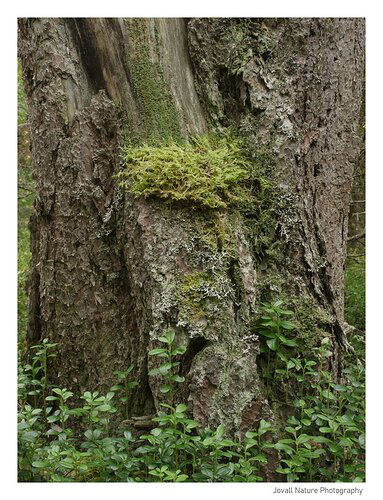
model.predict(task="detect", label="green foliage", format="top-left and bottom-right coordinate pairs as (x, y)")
top-left (18, 332), bottom-right (271, 482)
top-left (257, 302), bottom-right (365, 482)
top-left (257, 300), bottom-right (298, 402)
top-left (18, 323), bottom-right (365, 482)
top-left (148, 328), bottom-right (186, 403)
top-left (118, 133), bottom-right (259, 209)
top-left (111, 366), bottom-right (138, 419)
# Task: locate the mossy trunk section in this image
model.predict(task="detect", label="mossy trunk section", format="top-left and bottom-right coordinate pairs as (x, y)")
top-left (188, 18), bottom-right (365, 368)
top-left (19, 18), bottom-right (364, 452)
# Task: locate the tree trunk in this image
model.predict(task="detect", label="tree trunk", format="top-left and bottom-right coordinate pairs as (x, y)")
top-left (18, 18), bottom-right (364, 440)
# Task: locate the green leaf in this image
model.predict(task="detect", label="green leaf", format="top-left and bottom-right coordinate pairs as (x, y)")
top-left (216, 424), bottom-right (225, 439)
top-left (279, 335), bottom-right (297, 347)
top-left (275, 467), bottom-right (291, 474)
top-left (158, 363), bottom-right (172, 375)
top-left (159, 329), bottom-right (176, 344)
top-left (148, 348), bottom-right (168, 356)
top-left (274, 442), bottom-right (294, 453)
top-left (266, 338), bottom-right (277, 351)
top-left (260, 320), bottom-right (276, 327)
top-left (160, 385), bottom-right (171, 394)
top-left (97, 404), bottom-right (112, 411)
top-left (339, 437), bottom-right (353, 447)
top-left (280, 321), bottom-right (295, 330)
top-left (273, 300), bottom-right (284, 307)
top-left (220, 439), bottom-right (236, 447)
top-left (309, 436), bottom-right (330, 445)
top-left (245, 439), bottom-right (257, 450)
top-left (201, 466), bottom-right (214, 478)
top-left (245, 431), bottom-right (257, 439)
top-left (258, 419), bottom-right (272, 436)
top-left (158, 336), bottom-right (170, 344)
top-left (47, 415), bottom-right (59, 423)
top-left (296, 434), bottom-right (311, 445)
top-left (305, 360), bottom-right (317, 367)
top-left (276, 351), bottom-right (288, 362)
top-left (185, 419), bottom-right (199, 430)
top-left (202, 437), bottom-right (214, 447)
top-left (259, 330), bottom-right (276, 338)
top-left (285, 426), bottom-right (298, 435)
top-left (319, 427), bottom-right (332, 433)
top-left (176, 403), bottom-right (187, 414)
top-left (110, 385), bottom-right (123, 391)
top-left (331, 384), bottom-right (348, 392)
top-left (171, 375), bottom-right (185, 383)
top-left (32, 461), bottom-right (49, 468)
top-left (127, 381), bottom-right (139, 388)
top-left (175, 474), bottom-right (188, 482)
top-left (358, 434), bottom-right (365, 448)
top-left (328, 442), bottom-right (342, 453)
top-left (84, 429), bottom-right (93, 439)
top-left (172, 346), bottom-right (187, 356)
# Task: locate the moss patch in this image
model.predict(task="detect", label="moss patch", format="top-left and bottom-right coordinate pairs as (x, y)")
top-left (240, 145), bottom-right (281, 262)
top-left (124, 19), bottom-right (182, 144)
top-left (178, 270), bottom-right (232, 325)
top-left (292, 297), bottom-right (333, 354)
top-left (118, 132), bottom-right (261, 209)
top-left (193, 211), bottom-right (240, 258)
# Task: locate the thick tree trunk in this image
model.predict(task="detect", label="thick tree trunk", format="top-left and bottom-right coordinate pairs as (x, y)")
top-left (18, 18), bottom-right (364, 441)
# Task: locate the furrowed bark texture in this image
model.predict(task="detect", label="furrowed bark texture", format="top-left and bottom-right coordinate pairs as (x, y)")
top-left (188, 18), bottom-right (364, 370)
top-left (19, 18), bottom-right (364, 446)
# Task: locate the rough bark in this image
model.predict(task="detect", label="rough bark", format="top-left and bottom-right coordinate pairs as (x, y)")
top-left (18, 18), bottom-right (364, 445)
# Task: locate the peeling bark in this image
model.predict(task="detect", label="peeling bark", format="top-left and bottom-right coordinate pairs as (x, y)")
top-left (18, 18), bottom-right (364, 444)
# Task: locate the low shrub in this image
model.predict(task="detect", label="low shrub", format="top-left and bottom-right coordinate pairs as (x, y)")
top-left (18, 305), bottom-right (365, 482)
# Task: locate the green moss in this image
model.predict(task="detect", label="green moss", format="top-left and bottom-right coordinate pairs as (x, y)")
top-left (124, 19), bottom-right (182, 144)
top-left (177, 270), bottom-right (232, 328)
top-left (240, 145), bottom-right (281, 261)
top-left (292, 297), bottom-right (333, 357)
top-left (18, 60), bottom-right (27, 125)
top-left (118, 132), bottom-right (259, 209)
top-left (179, 272), bottom-right (212, 321)
top-left (194, 211), bottom-right (239, 258)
